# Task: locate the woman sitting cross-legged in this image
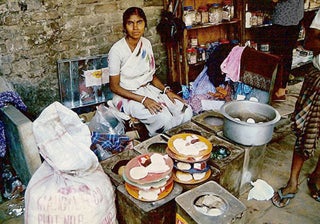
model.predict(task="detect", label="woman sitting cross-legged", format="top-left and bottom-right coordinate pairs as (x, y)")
top-left (108, 7), bottom-right (193, 137)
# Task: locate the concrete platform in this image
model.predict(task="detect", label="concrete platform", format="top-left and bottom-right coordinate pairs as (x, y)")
top-left (2, 81), bottom-right (320, 223)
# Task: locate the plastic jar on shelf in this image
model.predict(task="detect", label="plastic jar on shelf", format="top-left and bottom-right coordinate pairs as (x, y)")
top-left (209, 3), bottom-right (222, 24)
top-left (187, 47), bottom-right (197, 65)
top-left (195, 10), bottom-right (202, 25)
top-left (183, 6), bottom-right (195, 28)
top-left (198, 6), bottom-right (209, 24)
top-left (190, 36), bottom-right (198, 47)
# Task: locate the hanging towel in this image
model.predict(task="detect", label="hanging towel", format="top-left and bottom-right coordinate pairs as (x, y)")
top-left (220, 46), bottom-right (246, 82)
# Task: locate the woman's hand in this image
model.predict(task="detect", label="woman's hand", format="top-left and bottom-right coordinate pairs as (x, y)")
top-left (142, 97), bottom-right (164, 114)
top-left (166, 90), bottom-right (185, 104)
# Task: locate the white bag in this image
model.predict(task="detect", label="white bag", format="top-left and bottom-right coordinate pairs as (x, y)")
top-left (24, 101), bottom-right (117, 224)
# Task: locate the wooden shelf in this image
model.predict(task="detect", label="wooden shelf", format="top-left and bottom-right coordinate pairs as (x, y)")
top-left (163, 0), bottom-right (241, 85)
top-left (245, 23), bottom-right (272, 29)
top-left (187, 19), bottom-right (240, 30)
top-left (304, 6), bottom-right (320, 12)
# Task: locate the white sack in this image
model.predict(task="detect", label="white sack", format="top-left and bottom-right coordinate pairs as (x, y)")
top-left (24, 101), bottom-right (117, 224)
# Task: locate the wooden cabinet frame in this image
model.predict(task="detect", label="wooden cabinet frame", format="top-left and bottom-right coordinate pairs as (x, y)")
top-left (162, 0), bottom-right (243, 85)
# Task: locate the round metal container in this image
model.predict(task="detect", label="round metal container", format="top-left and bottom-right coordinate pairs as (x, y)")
top-left (220, 101), bottom-right (281, 146)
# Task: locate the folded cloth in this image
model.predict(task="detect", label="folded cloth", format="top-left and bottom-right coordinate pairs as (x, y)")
top-left (0, 91), bottom-right (27, 157)
top-left (91, 132), bottom-right (130, 154)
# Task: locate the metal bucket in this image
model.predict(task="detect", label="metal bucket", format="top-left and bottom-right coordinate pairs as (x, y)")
top-left (220, 101), bottom-right (281, 146)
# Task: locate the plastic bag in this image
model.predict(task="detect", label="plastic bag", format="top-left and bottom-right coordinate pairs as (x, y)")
top-left (190, 66), bottom-right (216, 97)
top-left (88, 104), bottom-right (125, 135)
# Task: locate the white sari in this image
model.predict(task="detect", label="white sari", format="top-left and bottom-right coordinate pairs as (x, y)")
top-left (108, 37), bottom-right (193, 136)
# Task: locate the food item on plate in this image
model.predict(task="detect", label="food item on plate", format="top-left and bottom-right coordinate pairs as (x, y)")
top-left (193, 172), bottom-right (206, 180)
top-left (173, 134), bottom-right (208, 156)
top-left (176, 162), bottom-right (192, 171)
top-left (128, 153), bottom-right (171, 180)
top-left (176, 170), bottom-right (193, 182)
top-left (193, 161), bottom-right (207, 171)
top-left (129, 166), bottom-right (148, 180)
top-left (148, 177), bottom-right (169, 189)
top-left (139, 155), bottom-right (152, 167)
top-left (146, 153), bottom-right (170, 173)
top-left (139, 188), bottom-right (162, 201)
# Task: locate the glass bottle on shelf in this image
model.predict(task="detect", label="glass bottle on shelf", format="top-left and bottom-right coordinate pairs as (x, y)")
top-left (222, 0), bottom-right (234, 21)
top-left (257, 12), bottom-right (263, 26)
top-left (250, 12), bottom-right (258, 26)
top-left (245, 3), bottom-right (252, 28)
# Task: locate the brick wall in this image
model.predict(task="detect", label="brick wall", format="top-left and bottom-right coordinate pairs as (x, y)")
top-left (0, 0), bottom-right (167, 116)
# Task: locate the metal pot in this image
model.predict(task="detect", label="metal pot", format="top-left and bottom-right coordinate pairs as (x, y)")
top-left (220, 101), bottom-right (281, 146)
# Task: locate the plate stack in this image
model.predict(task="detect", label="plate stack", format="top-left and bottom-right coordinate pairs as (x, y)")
top-left (166, 133), bottom-right (212, 184)
top-left (123, 153), bottom-right (174, 201)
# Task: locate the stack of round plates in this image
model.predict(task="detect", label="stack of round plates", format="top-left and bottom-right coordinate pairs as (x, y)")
top-left (123, 153), bottom-right (174, 201)
top-left (166, 133), bottom-right (212, 184)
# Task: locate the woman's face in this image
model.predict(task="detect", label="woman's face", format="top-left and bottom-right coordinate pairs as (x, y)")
top-left (125, 14), bottom-right (145, 40)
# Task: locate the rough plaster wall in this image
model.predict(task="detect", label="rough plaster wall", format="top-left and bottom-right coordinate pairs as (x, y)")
top-left (0, 0), bottom-right (167, 117)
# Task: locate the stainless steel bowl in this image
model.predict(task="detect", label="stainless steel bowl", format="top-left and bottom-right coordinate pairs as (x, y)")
top-left (220, 101), bottom-right (281, 146)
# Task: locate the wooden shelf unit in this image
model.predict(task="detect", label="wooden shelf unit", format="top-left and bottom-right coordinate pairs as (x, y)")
top-left (242, 1), bottom-right (320, 47)
top-left (162, 0), bottom-right (319, 86)
top-left (163, 0), bottom-right (242, 85)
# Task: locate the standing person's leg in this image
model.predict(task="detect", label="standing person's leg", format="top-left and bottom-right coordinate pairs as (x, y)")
top-left (272, 151), bottom-right (304, 207)
top-left (270, 24), bottom-right (287, 99)
top-left (271, 24), bottom-right (300, 99)
top-left (279, 25), bottom-right (300, 89)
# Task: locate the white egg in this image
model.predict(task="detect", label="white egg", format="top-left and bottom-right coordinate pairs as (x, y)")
top-left (246, 118), bottom-right (255, 123)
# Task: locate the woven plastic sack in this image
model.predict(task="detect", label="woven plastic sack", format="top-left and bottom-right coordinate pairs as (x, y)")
top-left (24, 101), bottom-right (117, 224)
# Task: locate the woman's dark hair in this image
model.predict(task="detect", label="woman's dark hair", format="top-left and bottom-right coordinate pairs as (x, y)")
top-left (123, 7), bottom-right (147, 29)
